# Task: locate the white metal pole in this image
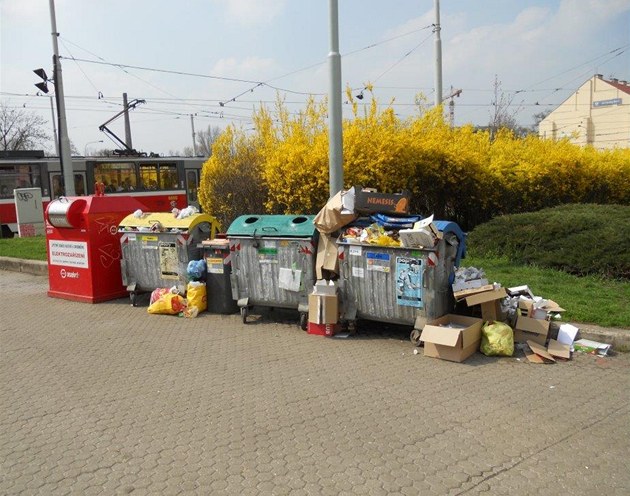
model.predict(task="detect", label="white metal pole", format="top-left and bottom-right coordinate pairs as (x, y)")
top-left (49, 96), bottom-right (59, 156)
top-left (190, 114), bottom-right (197, 156)
top-left (328, 0), bottom-right (343, 197)
top-left (434, 0), bottom-right (443, 108)
top-left (48, 0), bottom-right (75, 195)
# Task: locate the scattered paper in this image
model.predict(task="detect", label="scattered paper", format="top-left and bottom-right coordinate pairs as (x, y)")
top-left (557, 323), bottom-right (579, 345)
top-left (573, 339), bottom-right (612, 356)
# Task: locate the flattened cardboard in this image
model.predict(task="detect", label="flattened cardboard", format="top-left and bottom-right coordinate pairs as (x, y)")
top-left (547, 339), bottom-right (571, 359)
top-left (316, 234), bottom-right (339, 279)
top-left (536, 299), bottom-right (566, 313)
top-left (453, 284), bottom-right (495, 301)
top-left (525, 352), bottom-right (554, 364)
top-left (526, 340), bottom-right (556, 362)
top-left (514, 315), bottom-right (550, 345)
top-left (464, 287), bottom-right (507, 306)
top-left (308, 293), bottom-right (338, 324)
top-left (421, 314), bottom-right (483, 363)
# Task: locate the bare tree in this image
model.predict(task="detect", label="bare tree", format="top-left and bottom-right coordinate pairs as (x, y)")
top-left (194, 125), bottom-right (222, 156)
top-left (488, 75), bottom-right (521, 139)
top-left (0, 102), bottom-right (50, 151)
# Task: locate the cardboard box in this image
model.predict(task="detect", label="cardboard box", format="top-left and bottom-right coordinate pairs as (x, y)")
top-left (353, 186), bottom-right (411, 215)
top-left (464, 287), bottom-right (507, 320)
top-left (421, 314), bottom-right (483, 363)
top-left (514, 315), bottom-right (550, 345)
top-left (308, 293), bottom-right (339, 324)
top-left (398, 228), bottom-right (436, 248)
top-left (313, 189), bottom-right (357, 234)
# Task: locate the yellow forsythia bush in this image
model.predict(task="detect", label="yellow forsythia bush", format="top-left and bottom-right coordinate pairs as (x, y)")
top-left (199, 92), bottom-right (630, 231)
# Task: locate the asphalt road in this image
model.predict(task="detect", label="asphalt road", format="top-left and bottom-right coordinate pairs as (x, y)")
top-left (1, 270), bottom-right (629, 495)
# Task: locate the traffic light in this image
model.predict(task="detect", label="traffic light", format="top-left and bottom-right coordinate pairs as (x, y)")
top-left (33, 68), bottom-right (49, 94)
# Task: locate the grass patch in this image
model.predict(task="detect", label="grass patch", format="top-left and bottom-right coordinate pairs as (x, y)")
top-left (465, 255), bottom-right (630, 328)
top-left (0, 235), bottom-right (47, 261)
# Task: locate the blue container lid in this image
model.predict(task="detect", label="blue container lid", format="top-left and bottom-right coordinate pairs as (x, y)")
top-left (227, 214), bottom-right (316, 238)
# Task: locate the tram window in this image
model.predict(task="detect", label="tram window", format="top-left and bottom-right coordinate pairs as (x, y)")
top-left (158, 164), bottom-right (178, 190)
top-left (0, 164), bottom-right (41, 196)
top-left (94, 162), bottom-right (136, 193)
top-left (139, 163), bottom-right (178, 191)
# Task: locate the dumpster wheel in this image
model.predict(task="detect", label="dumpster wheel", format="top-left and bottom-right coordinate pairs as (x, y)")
top-left (410, 328), bottom-right (422, 346)
top-left (299, 312), bottom-right (308, 331)
top-left (240, 306), bottom-right (249, 324)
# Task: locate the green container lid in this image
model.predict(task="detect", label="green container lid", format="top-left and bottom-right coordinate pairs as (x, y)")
top-left (227, 214), bottom-right (316, 238)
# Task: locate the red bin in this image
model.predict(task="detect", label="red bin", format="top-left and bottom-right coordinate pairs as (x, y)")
top-left (45, 195), bottom-right (146, 303)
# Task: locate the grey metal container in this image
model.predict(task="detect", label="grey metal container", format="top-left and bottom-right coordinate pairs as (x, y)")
top-left (227, 214), bottom-right (318, 328)
top-left (118, 212), bottom-right (221, 306)
top-left (336, 220), bottom-right (466, 340)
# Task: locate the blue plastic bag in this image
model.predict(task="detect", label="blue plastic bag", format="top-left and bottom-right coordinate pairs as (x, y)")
top-left (187, 259), bottom-right (207, 281)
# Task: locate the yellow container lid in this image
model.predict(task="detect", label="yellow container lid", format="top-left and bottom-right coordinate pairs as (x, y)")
top-left (119, 211), bottom-right (221, 233)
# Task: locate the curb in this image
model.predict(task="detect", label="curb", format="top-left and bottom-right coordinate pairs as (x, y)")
top-left (0, 256), bottom-right (48, 277)
top-left (1, 257), bottom-right (628, 351)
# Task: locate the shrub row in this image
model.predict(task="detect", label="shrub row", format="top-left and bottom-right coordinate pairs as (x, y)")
top-left (199, 92), bottom-right (630, 231)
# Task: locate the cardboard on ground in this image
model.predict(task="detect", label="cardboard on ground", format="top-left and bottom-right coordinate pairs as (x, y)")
top-left (526, 340), bottom-right (556, 363)
top-left (421, 314), bottom-right (483, 363)
top-left (547, 339), bottom-right (571, 359)
top-left (514, 315), bottom-right (550, 345)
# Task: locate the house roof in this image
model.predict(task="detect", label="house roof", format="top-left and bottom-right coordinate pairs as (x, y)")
top-left (604, 78), bottom-right (630, 95)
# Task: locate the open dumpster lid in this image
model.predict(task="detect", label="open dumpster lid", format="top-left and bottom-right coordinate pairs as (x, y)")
top-left (227, 214), bottom-right (316, 238)
top-left (118, 212), bottom-right (220, 232)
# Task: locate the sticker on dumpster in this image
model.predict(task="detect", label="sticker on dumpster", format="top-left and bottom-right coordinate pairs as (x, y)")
top-left (396, 257), bottom-right (423, 308)
top-left (206, 257), bottom-right (224, 274)
top-left (48, 240), bottom-right (89, 268)
top-left (159, 241), bottom-right (179, 279)
top-left (349, 246), bottom-right (362, 256)
top-left (352, 267), bottom-right (365, 278)
top-left (366, 251), bottom-right (390, 273)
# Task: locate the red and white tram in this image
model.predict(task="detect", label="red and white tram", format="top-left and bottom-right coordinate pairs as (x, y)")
top-left (0, 151), bottom-right (204, 237)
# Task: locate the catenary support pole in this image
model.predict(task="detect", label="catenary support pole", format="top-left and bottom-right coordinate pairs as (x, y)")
top-left (434, 0), bottom-right (443, 108)
top-left (328, 0), bottom-right (344, 198)
top-left (48, 0), bottom-right (75, 195)
top-left (123, 93), bottom-right (133, 149)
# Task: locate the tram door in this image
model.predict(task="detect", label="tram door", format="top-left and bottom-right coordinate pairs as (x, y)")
top-left (186, 169), bottom-right (199, 207)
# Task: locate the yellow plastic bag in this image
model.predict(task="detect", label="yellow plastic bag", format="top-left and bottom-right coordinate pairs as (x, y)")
top-left (147, 293), bottom-right (186, 315)
top-left (480, 321), bottom-right (514, 357)
top-left (186, 281), bottom-right (207, 313)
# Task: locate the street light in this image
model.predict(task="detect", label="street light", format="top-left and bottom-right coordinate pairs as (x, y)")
top-left (84, 140), bottom-right (103, 157)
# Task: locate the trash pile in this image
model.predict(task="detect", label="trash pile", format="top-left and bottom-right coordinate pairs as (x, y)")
top-left (418, 266), bottom-right (613, 364)
top-left (119, 206), bottom-right (201, 233)
top-left (147, 259), bottom-right (207, 318)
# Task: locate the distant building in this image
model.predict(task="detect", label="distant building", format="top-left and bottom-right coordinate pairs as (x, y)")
top-left (538, 74), bottom-right (630, 149)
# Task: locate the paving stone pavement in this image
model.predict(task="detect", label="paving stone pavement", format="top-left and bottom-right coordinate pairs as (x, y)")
top-left (1, 270), bottom-right (629, 496)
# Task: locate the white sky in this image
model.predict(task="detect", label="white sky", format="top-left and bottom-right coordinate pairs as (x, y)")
top-left (1, 0), bottom-right (629, 156)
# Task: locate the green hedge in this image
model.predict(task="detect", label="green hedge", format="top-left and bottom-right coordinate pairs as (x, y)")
top-left (467, 204), bottom-right (630, 279)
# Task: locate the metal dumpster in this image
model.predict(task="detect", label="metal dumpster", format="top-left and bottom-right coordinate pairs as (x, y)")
top-left (336, 220), bottom-right (466, 341)
top-left (227, 214), bottom-right (318, 328)
top-left (118, 212), bottom-right (221, 306)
